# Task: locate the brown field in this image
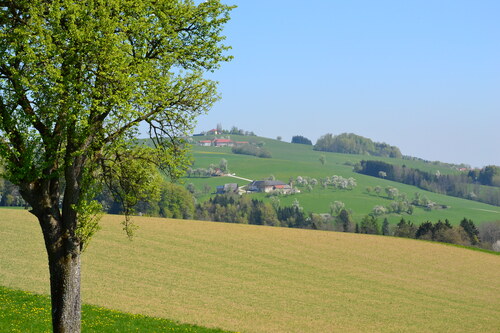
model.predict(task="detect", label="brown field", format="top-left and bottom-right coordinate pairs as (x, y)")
top-left (1, 208), bottom-right (499, 332)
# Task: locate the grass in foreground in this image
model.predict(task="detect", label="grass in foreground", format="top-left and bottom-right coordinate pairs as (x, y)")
top-left (2, 209), bottom-right (499, 332)
top-left (0, 286), bottom-right (230, 333)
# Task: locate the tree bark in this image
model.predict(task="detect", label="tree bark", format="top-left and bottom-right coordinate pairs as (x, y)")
top-left (39, 213), bottom-right (81, 333)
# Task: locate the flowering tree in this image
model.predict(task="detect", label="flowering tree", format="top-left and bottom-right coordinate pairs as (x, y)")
top-left (0, 1), bottom-right (233, 331)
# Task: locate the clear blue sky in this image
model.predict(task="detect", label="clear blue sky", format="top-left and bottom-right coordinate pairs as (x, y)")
top-left (194, 0), bottom-right (500, 167)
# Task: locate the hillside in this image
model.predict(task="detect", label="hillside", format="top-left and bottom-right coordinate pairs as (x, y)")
top-left (186, 135), bottom-right (500, 225)
top-left (2, 209), bottom-right (499, 332)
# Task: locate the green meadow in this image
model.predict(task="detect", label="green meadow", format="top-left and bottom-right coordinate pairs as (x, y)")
top-left (0, 286), bottom-right (229, 333)
top-left (186, 135), bottom-right (500, 224)
top-left (1, 209), bottom-right (499, 332)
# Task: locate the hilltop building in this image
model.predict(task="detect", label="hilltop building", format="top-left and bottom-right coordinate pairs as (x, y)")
top-left (198, 138), bottom-right (249, 147)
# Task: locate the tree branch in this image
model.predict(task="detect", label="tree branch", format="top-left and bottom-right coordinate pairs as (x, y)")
top-left (0, 64), bottom-right (50, 139)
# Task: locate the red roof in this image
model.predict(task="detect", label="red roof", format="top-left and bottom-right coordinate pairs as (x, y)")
top-left (199, 140), bottom-right (212, 143)
top-left (214, 139), bottom-right (233, 143)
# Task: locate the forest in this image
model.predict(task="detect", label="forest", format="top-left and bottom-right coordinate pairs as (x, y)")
top-left (355, 160), bottom-right (500, 206)
top-left (314, 133), bottom-right (402, 158)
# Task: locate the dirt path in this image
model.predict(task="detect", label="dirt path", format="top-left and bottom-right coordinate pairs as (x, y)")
top-left (471, 208), bottom-right (500, 213)
top-left (225, 174), bottom-right (253, 182)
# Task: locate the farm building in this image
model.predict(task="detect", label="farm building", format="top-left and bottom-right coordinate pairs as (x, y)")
top-left (213, 139), bottom-right (234, 147)
top-left (199, 140), bottom-right (212, 146)
top-left (216, 183), bottom-right (239, 194)
top-left (247, 180), bottom-right (293, 193)
top-left (206, 128), bottom-right (220, 135)
top-left (198, 139), bottom-right (249, 147)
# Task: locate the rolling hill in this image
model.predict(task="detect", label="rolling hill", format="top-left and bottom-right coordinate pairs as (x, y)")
top-left (1, 209), bottom-right (499, 332)
top-left (185, 134), bottom-right (500, 225)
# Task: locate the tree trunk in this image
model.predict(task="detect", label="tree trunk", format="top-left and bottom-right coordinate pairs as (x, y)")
top-left (47, 248), bottom-right (81, 333)
top-left (39, 214), bottom-right (82, 333)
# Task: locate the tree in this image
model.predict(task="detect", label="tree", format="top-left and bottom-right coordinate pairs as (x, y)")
top-left (0, 1), bottom-right (233, 332)
top-left (291, 135), bottom-right (312, 145)
top-left (460, 218), bottom-right (480, 245)
top-left (478, 221), bottom-right (500, 249)
top-left (319, 154), bottom-right (326, 166)
top-left (270, 195), bottom-right (280, 212)
top-left (203, 183), bottom-right (212, 195)
top-left (371, 205), bottom-right (387, 216)
top-left (329, 201), bottom-right (345, 216)
top-left (359, 215), bottom-right (380, 234)
top-left (337, 209), bottom-right (354, 232)
top-left (186, 183), bottom-right (196, 194)
top-left (479, 166), bottom-right (499, 186)
top-left (382, 218), bottom-right (390, 236)
top-left (292, 198), bottom-right (303, 212)
top-left (159, 182), bottom-right (195, 219)
top-left (393, 218), bottom-right (417, 238)
top-left (416, 221), bottom-right (434, 240)
top-left (219, 158), bottom-right (229, 173)
top-left (385, 186), bottom-right (399, 199)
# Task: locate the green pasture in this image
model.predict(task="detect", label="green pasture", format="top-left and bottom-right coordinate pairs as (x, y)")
top-left (191, 135), bottom-right (461, 174)
top-left (0, 286), bottom-right (229, 333)
top-left (1, 209), bottom-right (499, 332)
top-left (186, 136), bottom-right (500, 225)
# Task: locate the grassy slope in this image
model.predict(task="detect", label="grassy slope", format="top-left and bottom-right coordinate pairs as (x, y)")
top-left (1, 209), bottom-right (499, 332)
top-left (187, 135), bottom-right (500, 224)
top-left (0, 286), bottom-right (229, 333)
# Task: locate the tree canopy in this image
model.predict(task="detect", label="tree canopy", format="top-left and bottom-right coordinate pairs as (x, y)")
top-left (314, 133), bottom-right (402, 158)
top-left (0, 1), bottom-right (233, 331)
top-left (291, 135), bottom-right (312, 145)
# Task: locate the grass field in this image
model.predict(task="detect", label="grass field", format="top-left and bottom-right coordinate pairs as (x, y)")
top-left (1, 208), bottom-right (499, 332)
top-left (186, 135), bottom-right (500, 225)
top-left (0, 286), bottom-right (230, 333)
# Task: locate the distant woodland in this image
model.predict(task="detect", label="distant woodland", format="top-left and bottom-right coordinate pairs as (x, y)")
top-left (356, 160), bottom-right (500, 206)
top-left (193, 194), bottom-right (499, 251)
top-left (314, 133), bottom-right (402, 158)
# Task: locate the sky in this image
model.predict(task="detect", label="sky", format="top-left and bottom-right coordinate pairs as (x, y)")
top-left (193, 0), bottom-right (500, 168)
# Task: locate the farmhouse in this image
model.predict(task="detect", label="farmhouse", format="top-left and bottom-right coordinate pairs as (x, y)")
top-left (199, 140), bottom-right (212, 147)
top-left (206, 128), bottom-right (220, 135)
top-left (213, 139), bottom-right (234, 147)
top-left (198, 138), bottom-right (249, 147)
top-left (248, 180), bottom-right (293, 193)
top-left (216, 183), bottom-right (239, 194)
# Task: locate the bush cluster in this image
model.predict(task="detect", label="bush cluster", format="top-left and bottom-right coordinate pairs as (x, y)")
top-left (232, 144), bottom-right (272, 158)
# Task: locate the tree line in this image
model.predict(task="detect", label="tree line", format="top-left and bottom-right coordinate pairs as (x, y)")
top-left (356, 160), bottom-right (500, 206)
top-left (195, 194), bottom-right (308, 228)
top-left (191, 193), bottom-right (500, 251)
top-left (390, 217), bottom-right (500, 250)
top-left (232, 143), bottom-right (272, 158)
